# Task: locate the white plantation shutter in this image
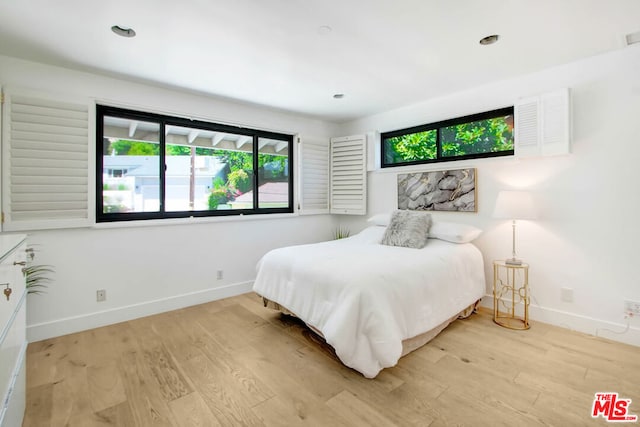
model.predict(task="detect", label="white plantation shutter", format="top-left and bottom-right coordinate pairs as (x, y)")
top-left (514, 97), bottom-right (539, 156)
top-left (2, 89), bottom-right (91, 231)
top-left (540, 89), bottom-right (570, 156)
top-left (330, 135), bottom-right (366, 215)
top-left (297, 135), bottom-right (329, 215)
top-left (515, 88), bottom-right (570, 157)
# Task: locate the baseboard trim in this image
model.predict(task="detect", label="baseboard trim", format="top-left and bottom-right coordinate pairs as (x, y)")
top-left (28, 288), bottom-right (640, 347)
top-left (479, 295), bottom-right (640, 347)
top-left (27, 281), bottom-right (254, 342)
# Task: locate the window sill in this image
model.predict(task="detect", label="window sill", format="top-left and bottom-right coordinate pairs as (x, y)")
top-left (372, 153), bottom-right (517, 174)
top-left (91, 212), bottom-right (303, 230)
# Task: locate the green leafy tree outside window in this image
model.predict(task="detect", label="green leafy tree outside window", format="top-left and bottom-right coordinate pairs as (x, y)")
top-left (385, 116), bottom-right (513, 164)
top-left (108, 139), bottom-right (159, 155)
top-left (384, 130), bottom-right (437, 164)
top-left (441, 118), bottom-right (512, 157)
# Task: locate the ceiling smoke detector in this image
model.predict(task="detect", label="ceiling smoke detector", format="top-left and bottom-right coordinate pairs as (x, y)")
top-left (111, 25), bottom-right (136, 38)
top-left (479, 34), bottom-right (499, 46)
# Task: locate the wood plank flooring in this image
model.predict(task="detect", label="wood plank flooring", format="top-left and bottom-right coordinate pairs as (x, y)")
top-left (24, 293), bottom-right (640, 426)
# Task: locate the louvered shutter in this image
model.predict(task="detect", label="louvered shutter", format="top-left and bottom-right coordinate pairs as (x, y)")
top-left (330, 135), bottom-right (366, 215)
top-left (297, 135), bottom-right (329, 215)
top-left (514, 97), bottom-right (539, 157)
top-left (515, 88), bottom-right (570, 157)
top-left (540, 89), bottom-right (570, 156)
top-left (2, 88), bottom-right (91, 231)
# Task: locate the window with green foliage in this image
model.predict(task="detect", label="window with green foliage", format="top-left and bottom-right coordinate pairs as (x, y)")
top-left (381, 107), bottom-right (514, 167)
top-left (97, 105), bottom-right (292, 222)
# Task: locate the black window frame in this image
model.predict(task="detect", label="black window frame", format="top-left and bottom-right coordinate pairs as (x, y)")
top-left (96, 105), bottom-right (294, 223)
top-left (381, 107), bottom-right (514, 168)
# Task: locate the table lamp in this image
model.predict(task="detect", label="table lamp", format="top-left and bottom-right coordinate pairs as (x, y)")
top-left (493, 190), bottom-right (536, 265)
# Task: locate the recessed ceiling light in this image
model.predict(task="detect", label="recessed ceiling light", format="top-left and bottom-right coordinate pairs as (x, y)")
top-left (479, 34), bottom-right (499, 45)
top-left (318, 25), bottom-right (332, 36)
top-left (111, 25), bottom-right (136, 38)
top-left (333, 93), bottom-right (345, 99)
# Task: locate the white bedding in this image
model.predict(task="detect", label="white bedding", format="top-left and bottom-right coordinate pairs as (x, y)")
top-left (252, 226), bottom-right (485, 378)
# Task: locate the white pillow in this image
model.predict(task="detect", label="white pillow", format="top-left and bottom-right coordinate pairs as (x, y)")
top-left (368, 212), bottom-right (482, 243)
top-left (367, 213), bottom-right (391, 226)
top-left (429, 221), bottom-right (482, 243)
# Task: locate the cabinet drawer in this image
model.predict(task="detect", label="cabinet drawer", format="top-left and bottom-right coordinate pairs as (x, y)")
top-left (0, 294), bottom-right (26, 422)
top-left (0, 350), bottom-right (25, 427)
top-left (0, 247), bottom-right (26, 341)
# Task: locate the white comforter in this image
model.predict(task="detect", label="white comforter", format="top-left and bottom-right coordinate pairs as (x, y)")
top-left (253, 226), bottom-right (485, 378)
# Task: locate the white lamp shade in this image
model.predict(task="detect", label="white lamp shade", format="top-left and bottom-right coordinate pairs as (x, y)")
top-left (493, 191), bottom-right (537, 220)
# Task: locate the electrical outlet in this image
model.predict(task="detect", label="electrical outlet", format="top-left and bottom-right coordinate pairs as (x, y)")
top-left (216, 270), bottom-right (223, 280)
top-left (561, 287), bottom-right (574, 303)
top-left (624, 300), bottom-right (640, 317)
top-left (96, 289), bottom-right (106, 302)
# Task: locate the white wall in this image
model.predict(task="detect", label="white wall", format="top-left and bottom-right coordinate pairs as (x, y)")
top-left (337, 45), bottom-right (640, 346)
top-left (0, 55), bottom-right (339, 341)
top-left (4, 45), bottom-right (640, 346)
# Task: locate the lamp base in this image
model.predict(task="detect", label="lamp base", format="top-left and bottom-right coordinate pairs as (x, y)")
top-left (505, 258), bottom-right (523, 265)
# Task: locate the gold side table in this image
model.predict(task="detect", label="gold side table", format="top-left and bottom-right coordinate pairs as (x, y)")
top-left (493, 260), bottom-right (530, 330)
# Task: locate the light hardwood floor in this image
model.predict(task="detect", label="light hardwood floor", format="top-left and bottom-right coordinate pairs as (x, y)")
top-left (24, 293), bottom-right (640, 426)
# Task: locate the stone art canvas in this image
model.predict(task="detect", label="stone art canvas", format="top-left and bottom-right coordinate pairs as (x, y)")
top-left (397, 168), bottom-right (476, 212)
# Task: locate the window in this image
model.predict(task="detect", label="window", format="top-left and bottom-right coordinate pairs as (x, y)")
top-left (381, 107), bottom-right (514, 168)
top-left (97, 106), bottom-right (293, 222)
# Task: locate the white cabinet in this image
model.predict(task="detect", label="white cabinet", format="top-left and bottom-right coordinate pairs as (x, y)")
top-left (0, 235), bottom-right (27, 427)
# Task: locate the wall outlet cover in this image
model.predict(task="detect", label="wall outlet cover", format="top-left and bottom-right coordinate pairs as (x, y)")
top-left (624, 300), bottom-right (640, 316)
top-left (561, 287), bottom-right (574, 303)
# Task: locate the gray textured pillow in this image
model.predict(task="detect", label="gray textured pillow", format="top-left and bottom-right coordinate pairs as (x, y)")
top-left (381, 210), bottom-right (432, 249)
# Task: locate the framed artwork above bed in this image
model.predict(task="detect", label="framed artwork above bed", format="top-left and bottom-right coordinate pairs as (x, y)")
top-left (397, 168), bottom-right (477, 212)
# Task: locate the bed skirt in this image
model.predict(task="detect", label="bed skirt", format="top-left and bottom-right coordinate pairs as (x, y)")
top-left (259, 294), bottom-right (479, 358)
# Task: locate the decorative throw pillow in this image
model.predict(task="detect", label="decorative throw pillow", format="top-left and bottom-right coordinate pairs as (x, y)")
top-left (381, 210), bottom-right (432, 249)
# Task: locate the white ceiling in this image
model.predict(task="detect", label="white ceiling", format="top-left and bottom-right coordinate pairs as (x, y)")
top-left (1, 0), bottom-right (639, 122)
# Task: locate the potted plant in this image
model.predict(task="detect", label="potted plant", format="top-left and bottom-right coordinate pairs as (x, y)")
top-left (334, 227), bottom-right (351, 240)
top-left (24, 246), bottom-right (54, 294)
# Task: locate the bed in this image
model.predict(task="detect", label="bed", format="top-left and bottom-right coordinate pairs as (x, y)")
top-left (253, 215), bottom-right (485, 378)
